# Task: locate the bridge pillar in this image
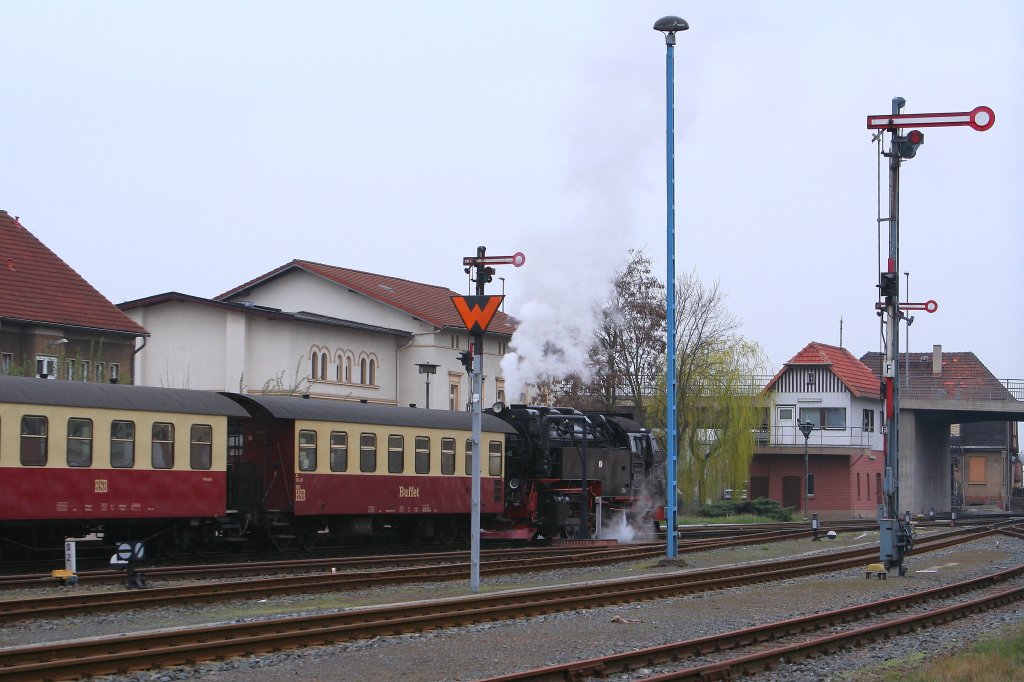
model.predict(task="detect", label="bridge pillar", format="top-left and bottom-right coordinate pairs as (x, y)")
top-left (898, 409), bottom-right (952, 515)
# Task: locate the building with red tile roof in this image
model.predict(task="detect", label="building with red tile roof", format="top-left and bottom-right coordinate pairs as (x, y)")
top-left (765, 342), bottom-right (880, 399)
top-left (216, 260), bottom-right (516, 336)
top-left (121, 260), bottom-right (515, 408)
top-left (0, 210), bottom-right (147, 382)
top-left (750, 341), bottom-right (884, 520)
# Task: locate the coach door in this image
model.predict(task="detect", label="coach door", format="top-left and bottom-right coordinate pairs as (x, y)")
top-left (227, 418), bottom-right (260, 511)
top-left (776, 405), bottom-right (796, 444)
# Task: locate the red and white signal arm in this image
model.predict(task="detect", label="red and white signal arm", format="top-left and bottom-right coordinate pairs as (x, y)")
top-left (867, 106), bottom-right (994, 132)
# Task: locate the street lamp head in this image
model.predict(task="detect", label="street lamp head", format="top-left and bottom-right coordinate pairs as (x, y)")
top-left (654, 15), bottom-right (689, 44)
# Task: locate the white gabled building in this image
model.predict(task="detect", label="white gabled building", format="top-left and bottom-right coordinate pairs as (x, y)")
top-left (119, 260), bottom-right (515, 409)
top-left (750, 341), bottom-right (885, 519)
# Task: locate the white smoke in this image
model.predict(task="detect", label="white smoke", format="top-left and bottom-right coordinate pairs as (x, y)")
top-left (498, 53), bottom-right (659, 403)
top-left (602, 511), bottom-right (637, 543)
top-left (500, 295), bottom-right (601, 403)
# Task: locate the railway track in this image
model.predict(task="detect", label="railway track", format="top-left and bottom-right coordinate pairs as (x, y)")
top-left (0, 530), bottom-right (815, 622)
top-left (0, 527), bottom-right (1000, 680)
top-left (480, 562), bottom-right (1024, 681)
top-left (0, 528), bottom-right (811, 591)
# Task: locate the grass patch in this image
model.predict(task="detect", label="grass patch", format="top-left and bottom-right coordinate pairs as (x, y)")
top-left (842, 624), bottom-right (1024, 682)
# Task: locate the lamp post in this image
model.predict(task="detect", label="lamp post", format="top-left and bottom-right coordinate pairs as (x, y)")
top-left (415, 363), bottom-right (439, 409)
top-left (654, 14), bottom-right (688, 561)
top-left (798, 420), bottom-right (814, 519)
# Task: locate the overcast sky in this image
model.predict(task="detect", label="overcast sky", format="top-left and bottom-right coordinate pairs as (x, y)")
top-left (3, 2), bottom-right (1021, 381)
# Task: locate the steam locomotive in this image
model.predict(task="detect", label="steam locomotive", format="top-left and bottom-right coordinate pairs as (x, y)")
top-left (0, 374), bottom-right (662, 558)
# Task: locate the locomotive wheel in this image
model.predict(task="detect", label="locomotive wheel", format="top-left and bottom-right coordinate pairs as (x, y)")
top-left (158, 533), bottom-right (189, 558)
top-left (298, 532), bottom-right (320, 551)
top-left (270, 535), bottom-right (295, 552)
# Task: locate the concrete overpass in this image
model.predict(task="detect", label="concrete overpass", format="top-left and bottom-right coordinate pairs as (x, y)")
top-left (862, 347), bottom-right (1024, 516)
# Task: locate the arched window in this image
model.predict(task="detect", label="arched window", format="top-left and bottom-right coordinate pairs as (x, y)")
top-left (344, 356), bottom-right (352, 382)
top-left (368, 359), bottom-right (376, 386)
top-left (311, 353), bottom-right (319, 379)
top-left (320, 352), bottom-right (328, 380)
top-left (360, 358), bottom-right (367, 385)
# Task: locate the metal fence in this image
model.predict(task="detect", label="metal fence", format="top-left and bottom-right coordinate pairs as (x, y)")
top-left (578, 375), bottom-right (1023, 404)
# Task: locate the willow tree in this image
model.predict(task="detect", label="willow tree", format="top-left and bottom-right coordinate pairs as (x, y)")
top-left (648, 272), bottom-right (769, 512)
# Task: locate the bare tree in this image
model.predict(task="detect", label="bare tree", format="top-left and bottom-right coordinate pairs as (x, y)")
top-left (586, 250), bottom-right (666, 422)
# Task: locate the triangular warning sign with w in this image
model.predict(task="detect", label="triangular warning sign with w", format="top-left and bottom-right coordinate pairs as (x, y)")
top-left (451, 295), bottom-right (503, 335)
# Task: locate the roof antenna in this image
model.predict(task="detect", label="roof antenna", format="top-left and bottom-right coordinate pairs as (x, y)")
top-left (839, 316), bottom-right (844, 348)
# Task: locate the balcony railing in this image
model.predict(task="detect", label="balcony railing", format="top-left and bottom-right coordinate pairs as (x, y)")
top-left (756, 424), bottom-right (878, 449)
top-left (574, 375), bottom-right (1023, 404)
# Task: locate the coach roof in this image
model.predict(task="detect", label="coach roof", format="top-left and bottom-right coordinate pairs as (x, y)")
top-left (227, 394), bottom-right (516, 433)
top-left (0, 375), bottom-right (249, 416)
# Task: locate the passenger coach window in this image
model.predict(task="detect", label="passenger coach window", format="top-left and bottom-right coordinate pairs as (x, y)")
top-left (488, 440), bottom-right (502, 476)
top-left (440, 437), bottom-right (455, 475)
top-left (20, 416), bottom-right (47, 466)
top-left (465, 438), bottom-right (473, 475)
top-left (298, 430), bottom-right (317, 472)
top-left (330, 431), bottom-right (348, 471)
top-left (388, 435), bottom-right (404, 473)
top-left (415, 436), bottom-right (430, 474)
top-left (152, 423), bottom-right (174, 469)
top-left (190, 425), bottom-right (213, 470)
top-left (67, 418), bottom-right (93, 467)
top-left (111, 420), bottom-right (135, 468)
top-left (360, 433), bottom-right (377, 472)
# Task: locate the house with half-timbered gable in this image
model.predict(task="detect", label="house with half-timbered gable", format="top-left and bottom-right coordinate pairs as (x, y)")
top-left (750, 342), bottom-right (884, 519)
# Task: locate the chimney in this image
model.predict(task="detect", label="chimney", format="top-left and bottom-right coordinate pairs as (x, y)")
top-left (932, 344), bottom-right (942, 375)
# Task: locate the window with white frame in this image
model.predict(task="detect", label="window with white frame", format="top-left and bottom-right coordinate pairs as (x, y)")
top-left (799, 407), bottom-right (846, 429)
top-left (862, 408), bottom-right (875, 433)
top-left (65, 358), bottom-right (76, 381)
top-left (95, 362), bottom-right (105, 383)
top-left (449, 377), bottom-right (460, 411)
top-left (36, 355), bottom-right (57, 379)
top-left (109, 363), bottom-right (119, 383)
top-left (80, 360), bottom-right (90, 382)
top-left (495, 378), bottom-right (505, 405)
top-left (1, 352), bottom-right (12, 374)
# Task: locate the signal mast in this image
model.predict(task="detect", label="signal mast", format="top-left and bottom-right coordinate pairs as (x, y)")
top-left (867, 98), bottom-right (994, 575)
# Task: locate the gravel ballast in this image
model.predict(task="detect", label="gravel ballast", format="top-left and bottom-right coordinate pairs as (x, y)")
top-left (2, 529), bottom-right (1022, 681)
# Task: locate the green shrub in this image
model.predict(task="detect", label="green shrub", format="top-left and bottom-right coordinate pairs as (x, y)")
top-left (694, 497), bottom-right (794, 522)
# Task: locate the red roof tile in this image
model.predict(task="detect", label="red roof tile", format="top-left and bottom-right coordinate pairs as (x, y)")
top-left (0, 211), bottom-right (147, 335)
top-left (860, 350), bottom-right (1012, 400)
top-left (216, 260), bottom-right (516, 335)
top-left (766, 341), bottom-right (880, 398)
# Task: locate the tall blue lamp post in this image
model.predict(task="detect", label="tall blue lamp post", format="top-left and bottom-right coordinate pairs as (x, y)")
top-left (654, 15), bottom-right (688, 560)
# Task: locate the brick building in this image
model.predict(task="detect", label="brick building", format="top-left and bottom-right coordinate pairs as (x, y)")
top-left (750, 342), bottom-right (884, 520)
